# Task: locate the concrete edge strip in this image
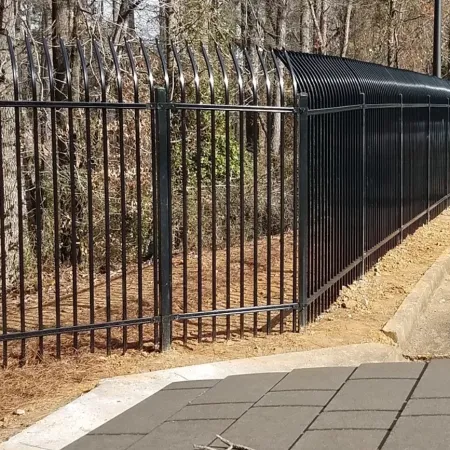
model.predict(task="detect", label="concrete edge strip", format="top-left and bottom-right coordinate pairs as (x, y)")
top-left (0, 343), bottom-right (405, 450)
top-left (382, 247), bottom-right (450, 347)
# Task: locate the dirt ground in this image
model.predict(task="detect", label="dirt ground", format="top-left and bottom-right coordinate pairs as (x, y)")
top-left (1, 231), bottom-right (298, 354)
top-left (1, 208), bottom-right (450, 443)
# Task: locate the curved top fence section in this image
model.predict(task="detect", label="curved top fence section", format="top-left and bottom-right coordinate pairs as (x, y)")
top-left (3, 35), bottom-right (450, 110)
top-left (276, 50), bottom-right (450, 109)
top-left (0, 36), bottom-right (298, 109)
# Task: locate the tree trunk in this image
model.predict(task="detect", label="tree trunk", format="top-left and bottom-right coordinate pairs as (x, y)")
top-left (341, 0), bottom-right (353, 57)
top-left (301, 0), bottom-right (312, 52)
top-left (0, 0), bottom-right (24, 288)
top-left (320, 0), bottom-right (328, 54)
top-left (51, 0), bottom-right (83, 264)
top-left (387, 0), bottom-right (398, 67)
top-left (159, 0), bottom-right (174, 64)
top-left (271, 0), bottom-right (287, 155)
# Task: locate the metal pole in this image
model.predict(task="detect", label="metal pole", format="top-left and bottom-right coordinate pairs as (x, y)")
top-left (298, 93), bottom-right (309, 329)
top-left (427, 96), bottom-right (431, 223)
top-left (433, 0), bottom-right (442, 78)
top-left (399, 94), bottom-right (404, 241)
top-left (156, 88), bottom-right (172, 352)
top-left (361, 93), bottom-right (366, 277)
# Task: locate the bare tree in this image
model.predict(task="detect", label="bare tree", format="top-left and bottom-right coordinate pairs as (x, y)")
top-left (341, 0), bottom-right (353, 57)
top-left (0, 0), bottom-right (23, 287)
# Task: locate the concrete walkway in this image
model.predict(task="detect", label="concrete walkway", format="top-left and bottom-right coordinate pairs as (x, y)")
top-left (64, 360), bottom-right (450, 450)
top-left (404, 274), bottom-right (450, 356)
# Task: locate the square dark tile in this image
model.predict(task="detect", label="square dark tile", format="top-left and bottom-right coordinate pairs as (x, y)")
top-left (310, 411), bottom-right (397, 430)
top-left (63, 434), bottom-right (142, 450)
top-left (170, 402), bottom-right (252, 420)
top-left (412, 360), bottom-right (450, 398)
top-left (403, 398), bottom-right (450, 416)
top-left (211, 406), bottom-right (321, 450)
top-left (90, 388), bottom-right (207, 435)
top-left (191, 372), bottom-right (286, 404)
top-left (127, 419), bottom-right (233, 450)
top-left (351, 362), bottom-right (424, 380)
top-left (382, 416), bottom-right (450, 449)
top-left (292, 430), bottom-right (386, 450)
top-left (163, 379), bottom-right (220, 390)
top-left (326, 379), bottom-right (415, 411)
top-left (272, 367), bottom-right (354, 391)
top-left (255, 390), bottom-right (334, 407)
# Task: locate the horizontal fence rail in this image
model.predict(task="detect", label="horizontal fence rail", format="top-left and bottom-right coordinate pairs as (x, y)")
top-left (0, 35), bottom-right (449, 366)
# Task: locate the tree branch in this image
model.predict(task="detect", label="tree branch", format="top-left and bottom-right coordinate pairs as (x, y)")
top-left (194, 434), bottom-right (256, 450)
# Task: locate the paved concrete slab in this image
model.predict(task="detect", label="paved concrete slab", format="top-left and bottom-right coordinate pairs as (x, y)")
top-left (350, 362), bottom-right (425, 379)
top-left (64, 434), bottom-right (143, 450)
top-left (46, 360), bottom-right (450, 450)
top-left (382, 416), bottom-right (450, 450)
top-left (292, 430), bottom-right (387, 450)
top-left (402, 274), bottom-right (450, 357)
top-left (190, 373), bottom-right (286, 404)
top-left (326, 379), bottom-right (416, 411)
top-left (170, 402), bottom-right (252, 421)
top-left (412, 359), bottom-right (450, 398)
top-left (272, 366), bottom-right (354, 391)
top-left (255, 390), bottom-right (335, 407)
top-left (383, 251), bottom-right (450, 348)
top-left (128, 419), bottom-right (234, 450)
top-left (163, 379), bottom-right (220, 390)
top-left (403, 398), bottom-right (450, 415)
top-left (310, 410), bottom-right (397, 430)
top-left (90, 388), bottom-right (207, 435)
top-left (1, 343), bottom-right (404, 450)
top-left (211, 406), bottom-right (321, 450)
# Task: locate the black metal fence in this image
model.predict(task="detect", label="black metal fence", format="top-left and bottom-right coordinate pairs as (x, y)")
top-left (0, 36), bottom-right (449, 366)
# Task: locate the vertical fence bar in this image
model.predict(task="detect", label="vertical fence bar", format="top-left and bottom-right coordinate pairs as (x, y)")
top-left (230, 48), bottom-right (246, 338)
top-left (257, 49), bottom-right (272, 334)
top-left (203, 44), bottom-right (218, 341)
top-left (0, 113), bottom-right (7, 367)
top-left (141, 42), bottom-right (159, 350)
top-left (172, 45), bottom-right (188, 344)
top-left (427, 95), bottom-right (431, 222)
top-left (59, 40), bottom-right (79, 350)
top-left (186, 46), bottom-right (203, 343)
top-left (156, 88), bottom-right (172, 352)
top-left (25, 38), bottom-right (44, 358)
top-left (8, 37), bottom-right (26, 363)
top-left (77, 41), bottom-right (95, 353)
top-left (43, 39), bottom-right (61, 358)
top-left (125, 40), bottom-right (143, 350)
top-left (272, 51), bottom-right (286, 334)
top-left (298, 93), bottom-right (309, 328)
top-left (244, 49), bottom-right (259, 337)
top-left (93, 41), bottom-right (111, 355)
top-left (361, 93), bottom-right (367, 276)
top-left (109, 41), bottom-right (128, 353)
top-left (399, 94), bottom-right (404, 241)
top-left (447, 98), bottom-right (449, 207)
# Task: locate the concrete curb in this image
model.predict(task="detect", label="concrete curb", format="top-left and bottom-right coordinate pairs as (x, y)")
top-left (0, 343), bottom-right (405, 450)
top-left (382, 248), bottom-right (450, 347)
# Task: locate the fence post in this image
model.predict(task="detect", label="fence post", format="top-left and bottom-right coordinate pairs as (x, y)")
top-left (399, 94), bottom-right (404, 242)
top-left (298, 93), bottom-right (309, 329)
top-left (361, 93), bottom-right (366, 277)
top-left (427, 95), bottom-right (431, 223)
top-left (156, 87), bottom-right (172, 352)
